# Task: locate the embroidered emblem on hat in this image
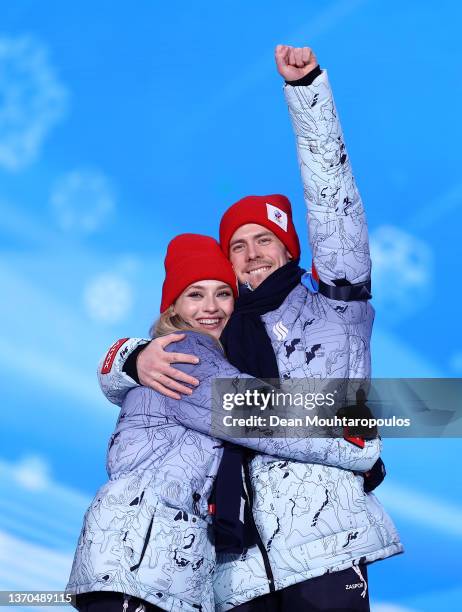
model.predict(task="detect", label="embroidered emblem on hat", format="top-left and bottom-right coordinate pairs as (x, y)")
top-left (272, 320), bottom-right (288, 341)
top-left (266, 203), bottom-right (288, 232)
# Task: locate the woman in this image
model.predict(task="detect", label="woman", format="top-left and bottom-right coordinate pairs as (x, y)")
top-left (66, 234), bottom-right (380, 612)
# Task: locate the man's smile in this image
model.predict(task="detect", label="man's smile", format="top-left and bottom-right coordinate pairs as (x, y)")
top-left (246, 265), bottom-right (272, 276)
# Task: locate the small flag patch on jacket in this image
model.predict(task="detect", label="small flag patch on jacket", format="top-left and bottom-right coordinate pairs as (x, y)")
top-left (101, 338), bottom-right (129, 374)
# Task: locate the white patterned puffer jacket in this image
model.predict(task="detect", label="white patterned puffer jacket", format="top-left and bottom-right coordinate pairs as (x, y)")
top-left (68, 332), bottom-right (380, 612)
top-left (95, 71), bottom-right (403, 610)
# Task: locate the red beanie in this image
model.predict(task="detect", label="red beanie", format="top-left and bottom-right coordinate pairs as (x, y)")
top-left (219, 194), bottom-right (300, 259)
top-left (160, 234), bottom-right (238, 313)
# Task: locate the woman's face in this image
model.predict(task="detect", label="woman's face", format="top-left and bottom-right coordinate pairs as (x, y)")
top-left (173, 280), bottom-right (235, 338)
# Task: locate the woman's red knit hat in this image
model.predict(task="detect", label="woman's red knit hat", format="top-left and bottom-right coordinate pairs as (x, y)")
top-left (160, 234), bottom-right (238, 313)
top-left (219, 194), bottom-right (301, 259)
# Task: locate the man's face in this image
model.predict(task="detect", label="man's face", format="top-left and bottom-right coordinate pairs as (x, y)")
top-left (229, 223), bottom-right (291, 288)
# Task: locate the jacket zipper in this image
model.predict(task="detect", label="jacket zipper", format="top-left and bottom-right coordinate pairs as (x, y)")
top-left (243, 458), bottom-right (275, 592)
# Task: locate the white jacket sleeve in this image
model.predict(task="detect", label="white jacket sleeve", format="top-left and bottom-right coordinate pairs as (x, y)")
top-left (284, 70), bottom-right (371, 285)
top-left (97, 337), bottom-right (149, 406)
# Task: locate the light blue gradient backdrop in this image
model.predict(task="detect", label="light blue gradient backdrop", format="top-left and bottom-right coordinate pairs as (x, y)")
top-left (1, 2), bottom-right (461, 611)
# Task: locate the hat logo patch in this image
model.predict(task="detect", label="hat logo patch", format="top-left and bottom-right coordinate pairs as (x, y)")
top-left (266, 203), bottom-right (288, 232)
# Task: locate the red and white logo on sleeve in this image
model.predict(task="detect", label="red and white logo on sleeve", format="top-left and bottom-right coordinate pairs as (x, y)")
top-left (101, 338), bottom-right (129, 374)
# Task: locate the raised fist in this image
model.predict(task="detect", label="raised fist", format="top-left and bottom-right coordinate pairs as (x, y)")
top-left (275, 45), bottom-right (318, 81)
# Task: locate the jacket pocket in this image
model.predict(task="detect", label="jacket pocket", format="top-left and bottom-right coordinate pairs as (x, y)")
top-left (268, 462), bottom-right (370, 549)
top-left (133, 501), bottom-right (215, 607)
top-left (72, 472), bottom-right (155, 570)
top-left (129, 515), bottom-right (154, 571)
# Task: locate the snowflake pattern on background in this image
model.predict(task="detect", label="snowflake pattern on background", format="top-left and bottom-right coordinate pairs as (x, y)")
top-left (84, 273), bottom-right (133, 324)
top-left (50, 169), bottom-right (116, 233)
top-left (0, 36), bottom-right (68, 170)
top-left (370, 225), bottom-right (433, 324)
top-left (13, 455), bottom-right (51, 492)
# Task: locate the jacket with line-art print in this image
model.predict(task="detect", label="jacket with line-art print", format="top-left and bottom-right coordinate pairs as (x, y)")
top-left (66, 332), bottom-right (380, 612)
top-left (95, 70), bottom-right (403, 610)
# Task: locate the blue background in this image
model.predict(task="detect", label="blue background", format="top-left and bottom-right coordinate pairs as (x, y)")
top-left (1, 1), bottom-right (461, 611)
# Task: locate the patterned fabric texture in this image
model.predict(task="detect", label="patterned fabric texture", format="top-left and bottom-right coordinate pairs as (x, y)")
top-left (68, 332), bottom-right (382, 612)
top-left (92, 70), bottom-right (403, 610)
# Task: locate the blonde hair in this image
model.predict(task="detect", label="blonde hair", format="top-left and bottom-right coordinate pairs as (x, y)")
top-left (150, 305), bottom-right (191, 338)
top-left (150, 305), bottom-right (223, 349)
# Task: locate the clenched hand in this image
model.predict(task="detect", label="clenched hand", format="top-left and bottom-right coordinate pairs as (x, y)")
top-left (275, 44), bottom-right (318, 81)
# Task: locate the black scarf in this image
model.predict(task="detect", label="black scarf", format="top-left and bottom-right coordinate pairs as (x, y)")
top-left (212, 260), bottom-right (304, 553)
top-left (222, 259), bottom-right (304, 378)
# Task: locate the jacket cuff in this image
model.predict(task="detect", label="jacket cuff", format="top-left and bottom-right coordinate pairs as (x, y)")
top-left (98, 337), bottom-right (150, 406)
top-left (285, 65), bottom-right (322, 87)
top-left (122, 343), bottom-right (148, 384)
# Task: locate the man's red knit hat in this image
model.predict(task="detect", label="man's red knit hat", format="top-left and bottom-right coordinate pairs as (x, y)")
top-left (160, 234), bottom-right (238, 313)
top-left (219, 194), bottom-right (300, 259)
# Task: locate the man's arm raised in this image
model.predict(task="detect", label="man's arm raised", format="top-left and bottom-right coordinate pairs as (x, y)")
top-left (276, 44), bottom-right (371, 290)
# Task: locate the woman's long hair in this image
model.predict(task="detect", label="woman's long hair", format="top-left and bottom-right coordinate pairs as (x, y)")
top-left (150, 306), bottom-right (191, 338)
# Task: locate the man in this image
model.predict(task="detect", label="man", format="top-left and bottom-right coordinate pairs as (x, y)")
top-left (98, 45), bottom-right (403, 611)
